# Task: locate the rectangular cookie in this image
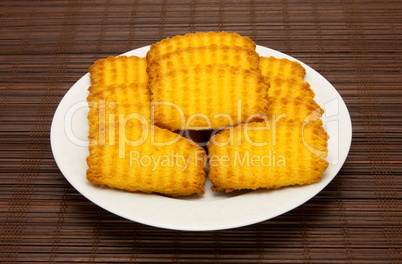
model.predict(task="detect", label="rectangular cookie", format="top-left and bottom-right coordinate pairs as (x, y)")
top-left (267, 96), bottom-right (324, 122)
top-left (146, 31), bottom-right (256, 64)
top-left (149, 64), bottom-right (269, 130)
top-left (86, 83), bottom-right (207, 196)
top-left (259, 56), bottom-right (306, 81)
top-left (207, 119), bottom-right (329, 192)
top-left (89, 56), bottom-right (148, 87)
top-left (267, 76), bottom-right (315, 98)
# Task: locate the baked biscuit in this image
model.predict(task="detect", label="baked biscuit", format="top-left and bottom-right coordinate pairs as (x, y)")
top-left (150, 64), bottom-right (269, 130)
top-left (86, 125), bottom-right (207, 196)
top-left (147, 45), bottom-right (259, 79)
top-left (86, 83), bottom-right (206, 196)
top-left (267, 77), bottom-right (315, 98)
top-left (207, 119), bottom-right (329, 192)
top-left (87, 83), bottom-right (151, 147)
top-left (267, 96), bottom-right (324, 122)
top-left (259, 56), bottom-right (306, 81)
top-left (147, 31), bottom-right (256, 64)
top-left (89, 56), bottom-right (148, 87)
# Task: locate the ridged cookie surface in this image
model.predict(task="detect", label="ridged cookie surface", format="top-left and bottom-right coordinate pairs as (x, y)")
top-left (259, 56), bottom-right (306, 81)
top-left (267, 96), bottom-right (324, 122)
top-left (150, 64), bottom-right (269, 130)
top-left (86, 84), bottom-right (206, 196)
top-left (147, 31), bottom-right (256, 64)
top-left (89, 56), bottom-right (148, 87)
top-left (86, 125), bottom-right (207, 196)
top-left (207, 119), bottom-right (329, 192)
top-left (267, 77), bottom-right (315, 98)
top-left (87, 83), bottom-right (151, 147)
top-left (147, 45), bottom-right (259, 79)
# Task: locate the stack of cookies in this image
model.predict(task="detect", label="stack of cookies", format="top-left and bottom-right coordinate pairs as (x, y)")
top-left (86, 56), bottom-right (206, 196)
top-left (86, 32), bottom-right (329, 196)
top-left (208, 57), bottom-right (328, 192)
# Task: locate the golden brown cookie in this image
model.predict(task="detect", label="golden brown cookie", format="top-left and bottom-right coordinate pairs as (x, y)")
top-left (147, 45), bottom-right (259, 79)
top-left (267, 96), bottom-right (324, 122)
top-left (259, 56), bottom-right (306, 81)
top-left (147, 31), bottom-right (256, 64)
top-left (266, 76), bottom-right (315, 98)
top-left (86, 84), bottom-right (207, 196)
top-left (89, 56), bottom-right (148, 87)
top-left (207, 119), bottom-right (329, 192)
top-left (149, 64), bottom-right (269, 130)
top-left (86, 124), bottom-right (207, 196)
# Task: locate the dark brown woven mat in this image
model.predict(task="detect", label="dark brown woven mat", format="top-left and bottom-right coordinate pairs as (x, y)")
top-left (1, 0), bottom-right (401, 263)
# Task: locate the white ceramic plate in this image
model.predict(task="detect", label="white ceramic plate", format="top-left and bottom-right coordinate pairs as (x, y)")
top-left (50, 45), bottom-right (352, 231)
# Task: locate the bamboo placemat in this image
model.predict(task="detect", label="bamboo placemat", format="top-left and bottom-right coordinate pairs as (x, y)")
top-left (0, 0), bottom-right (401, 263)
